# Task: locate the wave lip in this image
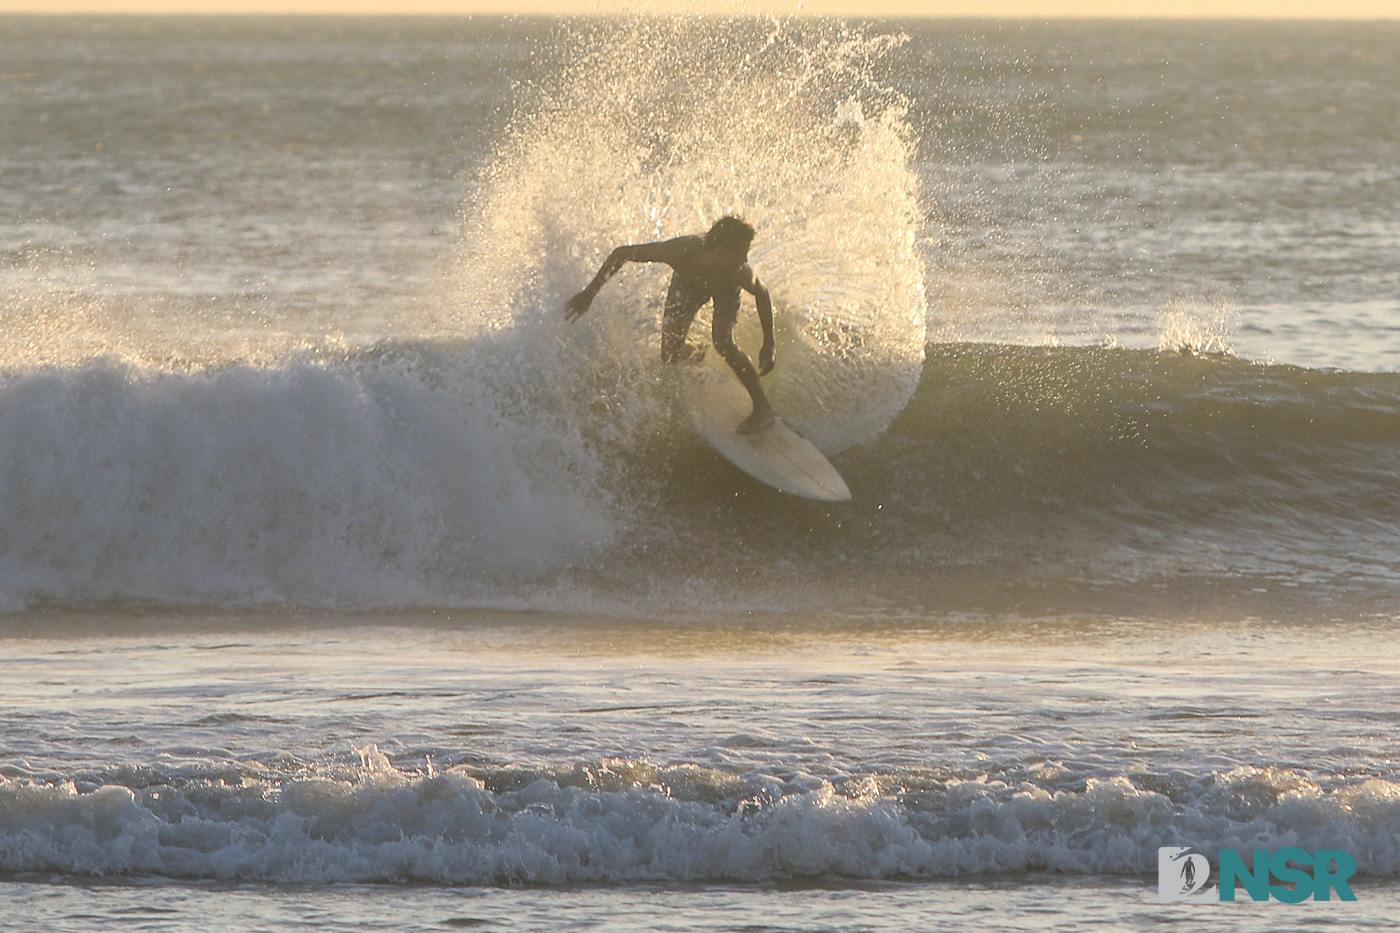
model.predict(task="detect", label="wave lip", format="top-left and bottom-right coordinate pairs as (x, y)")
top-left (3, 756), bottom-right (1397, 884)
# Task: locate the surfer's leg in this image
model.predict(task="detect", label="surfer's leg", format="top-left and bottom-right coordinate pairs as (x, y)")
top-left (661, 276), bottom-right (707, 363)
top-left (711, 293), bottom-right (775, 435)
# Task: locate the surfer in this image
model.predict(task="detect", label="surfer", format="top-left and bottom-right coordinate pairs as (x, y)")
top-left (563, 216), bottom-right (777, 434)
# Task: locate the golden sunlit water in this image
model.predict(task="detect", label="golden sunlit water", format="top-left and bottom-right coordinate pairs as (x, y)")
top-left (3, 13), bottom-right (1400, 931)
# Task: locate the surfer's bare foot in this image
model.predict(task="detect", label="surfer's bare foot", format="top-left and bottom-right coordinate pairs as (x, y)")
top-left (679, 342), bottom-right (706, 363)
top-left (736, 407), bottom-right (776, 435)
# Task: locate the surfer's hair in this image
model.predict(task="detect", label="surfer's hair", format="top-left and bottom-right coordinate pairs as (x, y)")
top-left (704, 216), bottom-right (756, 252)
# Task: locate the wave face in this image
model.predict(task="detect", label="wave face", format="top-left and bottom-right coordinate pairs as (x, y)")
top-left (608, 342), bottom-right (1400, 617)
top-left (3, 754), bottom-right (1398, 882)
top-left (1, 343), bottom-right (1399, 614)
top-left (828, 344), bottom-right (1400, 597)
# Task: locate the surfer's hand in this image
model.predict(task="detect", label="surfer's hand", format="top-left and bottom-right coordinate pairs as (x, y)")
top-left (758, 342), bottom-right (775, 376)
top-left (564, 291), bottom-right (593, 322)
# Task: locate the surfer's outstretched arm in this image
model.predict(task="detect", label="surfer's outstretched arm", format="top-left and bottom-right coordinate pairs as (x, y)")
top-left (564, 238), bottom-right (693, 321)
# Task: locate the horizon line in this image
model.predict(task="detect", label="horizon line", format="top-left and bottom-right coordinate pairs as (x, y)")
top-left (2, 8), bottom-right (1398, 17)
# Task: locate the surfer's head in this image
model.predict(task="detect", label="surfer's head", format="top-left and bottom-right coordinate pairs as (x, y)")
top-left (704, 216), bottom-right (755, 257)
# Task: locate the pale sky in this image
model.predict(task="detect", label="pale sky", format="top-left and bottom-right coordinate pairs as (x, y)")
top-left (3, 0), bottom-right (1398, 16)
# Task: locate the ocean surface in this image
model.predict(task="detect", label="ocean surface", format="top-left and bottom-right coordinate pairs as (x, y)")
top-left (2, 13), bottom-right (1400, 931)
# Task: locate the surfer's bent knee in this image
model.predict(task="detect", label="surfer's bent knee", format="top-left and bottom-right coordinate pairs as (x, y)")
top-left (713, 336), bottom-right (751, 373)
top-left (710, 294), bottom-right (742, 357)
top-left (710, 324), bottom-right (738, 356)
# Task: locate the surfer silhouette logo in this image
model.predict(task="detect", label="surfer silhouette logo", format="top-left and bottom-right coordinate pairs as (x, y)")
top-left (563, 216), bottom-right (777, 435)
top-left (1158, 847), bottom-right (1213, 902)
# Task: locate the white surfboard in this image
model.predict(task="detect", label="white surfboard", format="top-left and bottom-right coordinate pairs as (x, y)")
top-left (682, 366), bottom-right (851, 502)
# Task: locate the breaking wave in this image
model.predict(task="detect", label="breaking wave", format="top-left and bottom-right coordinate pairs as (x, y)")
top-left (3, 752), bottom-right (1398, 882)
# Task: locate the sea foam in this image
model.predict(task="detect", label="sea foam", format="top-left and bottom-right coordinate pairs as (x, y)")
top-left (2, 756), bottom-right (1398, 883)
top-left (0, 348), bottom-right (609, 608)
